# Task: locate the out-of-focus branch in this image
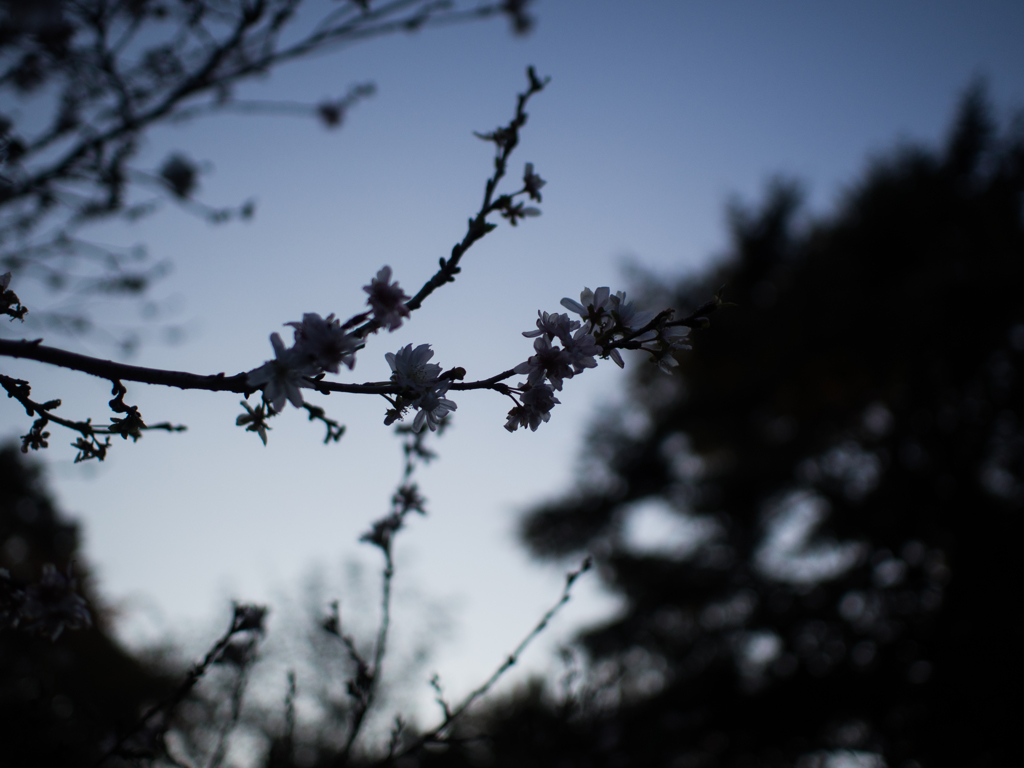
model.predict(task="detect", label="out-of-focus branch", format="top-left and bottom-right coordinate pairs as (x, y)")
top-left (321, 425), bottom-right (437, 766)
top-left (380, 556), bottom-right (593, 764)
top-left (92, 603), bottom-right (268, 767)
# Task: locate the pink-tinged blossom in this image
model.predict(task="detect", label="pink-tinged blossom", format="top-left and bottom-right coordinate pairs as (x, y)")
top-left (287, 312), bottom-right (359, 373)
top-left (363, 266), bottom-right (411, 331)
top-left (247, 332), bottom-right (318, 411)
top-left (505, 382), bottom-right (560, 432)
top-left (514, 335), bottom-right (576, 391)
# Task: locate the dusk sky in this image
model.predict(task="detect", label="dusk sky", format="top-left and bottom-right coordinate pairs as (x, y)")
top-left (3, 0), bottom-right (1023, 727)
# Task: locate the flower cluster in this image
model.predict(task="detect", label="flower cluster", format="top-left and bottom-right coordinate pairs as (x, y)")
top-left (383, 344), bottom-right (457, 432)
top-left (504, 381), bottom-right (560, 433)
top-left (505, 287), bottom-right (691, 432)
top-left (561, 286), bottom-right (691, 372)
top-left (247, 265), bottom-right (411, 412)
top-left (244, 273), bottom-right (688, 439)
top-left (515, 313), bottom-right (600, 391)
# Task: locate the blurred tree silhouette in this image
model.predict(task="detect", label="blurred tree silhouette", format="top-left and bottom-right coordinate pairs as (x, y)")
top-left (419, 86), bottom-right (1023, 767)
top-left (0, 445), bottom-right (177, 766)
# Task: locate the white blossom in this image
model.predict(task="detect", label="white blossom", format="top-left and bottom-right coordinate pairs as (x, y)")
top-left (562, 327), bottom-right (600, 374)
top-left (385, 344), bottom-right (458, 431)
top-left (612, 291), bottom-right (657, 332)
top-left (522, 310), bottom-right (580, 344)
top-left (636, 325), bottom-right (692, 373)
top-left (505, 382), bottom-right (560, 432)
top-left (514, 335), bottom-right (576, 391)
top-left (560, 286), bottom-right (616, 332)
top-left (412, 382), bottom-right (458, 432)
top-left (363, 265), bottom-right (411, 331)
top-left (386, 343), bottom-right (442, 394)
top-left (247, 332), bottom-right (318, 411)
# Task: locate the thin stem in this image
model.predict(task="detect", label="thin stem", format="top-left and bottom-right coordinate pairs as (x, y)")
top-left (336, 547), bottom-right (394, 767)
top-left (208, 647), bottom-right (255, 768)
top-left (379, 557), bottom-right (593, 765)
top-left (92, 608), bottom-right (262, 768)
top-left (353, 67), bottom-right (549, 338)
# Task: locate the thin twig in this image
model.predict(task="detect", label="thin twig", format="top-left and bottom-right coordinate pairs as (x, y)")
top-left (92, 604), bottom-right (267, 767)
top-left (379, 556), bottom-right (593, 764)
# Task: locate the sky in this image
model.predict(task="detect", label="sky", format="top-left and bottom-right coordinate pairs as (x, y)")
top-left (3, 0), bottom-right (1024, 734)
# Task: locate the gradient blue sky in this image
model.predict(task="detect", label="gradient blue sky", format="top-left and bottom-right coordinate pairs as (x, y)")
top-left (4, 0), bottom-right (1024, 727)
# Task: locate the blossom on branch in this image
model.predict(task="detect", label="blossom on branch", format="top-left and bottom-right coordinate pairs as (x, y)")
top-left (514, 335), bottom-right (576, 391)
top-left (386, 343), bottom-right (442, 394)
top-left (523, 162), bottom-right (546, 202)
top-left (385, 344), bottom-right (458, 432)
top-left (521, 310), bottom-right (598, 379)
top-left (287, 312), bottom-right (359, 373)
top-left (634, 325), bottom-right (692, 372)
top-left (500, 200), bottom-right (541, 226)
top-left (247, 333), bottom-right (318, 412)
top-left (363, 266), bottom-right (411, 331)
top-left (563, 327), bottom-right (601, 374)
top-left (413, 383), bottom-right (458, 433)
top-left (560, 286), bottom-right (617, 332)
top-left (522, 310), bottom-right (580, 345)
top-left (505, 382), bottom-right (560, 432)
top-left (611, 291), bottom-right (657, 333)
top-left (236, 401), bottom-right (271, 445)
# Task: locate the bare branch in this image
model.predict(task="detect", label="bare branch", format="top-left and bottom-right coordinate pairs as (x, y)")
top-left (381, 556), bottom-right (593, 764)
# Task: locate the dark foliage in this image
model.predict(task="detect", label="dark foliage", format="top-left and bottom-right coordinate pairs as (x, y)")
top-left (0, 446), bottom-right (176, 767)
top-left (423, 87), bottom-right (1024, 767)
